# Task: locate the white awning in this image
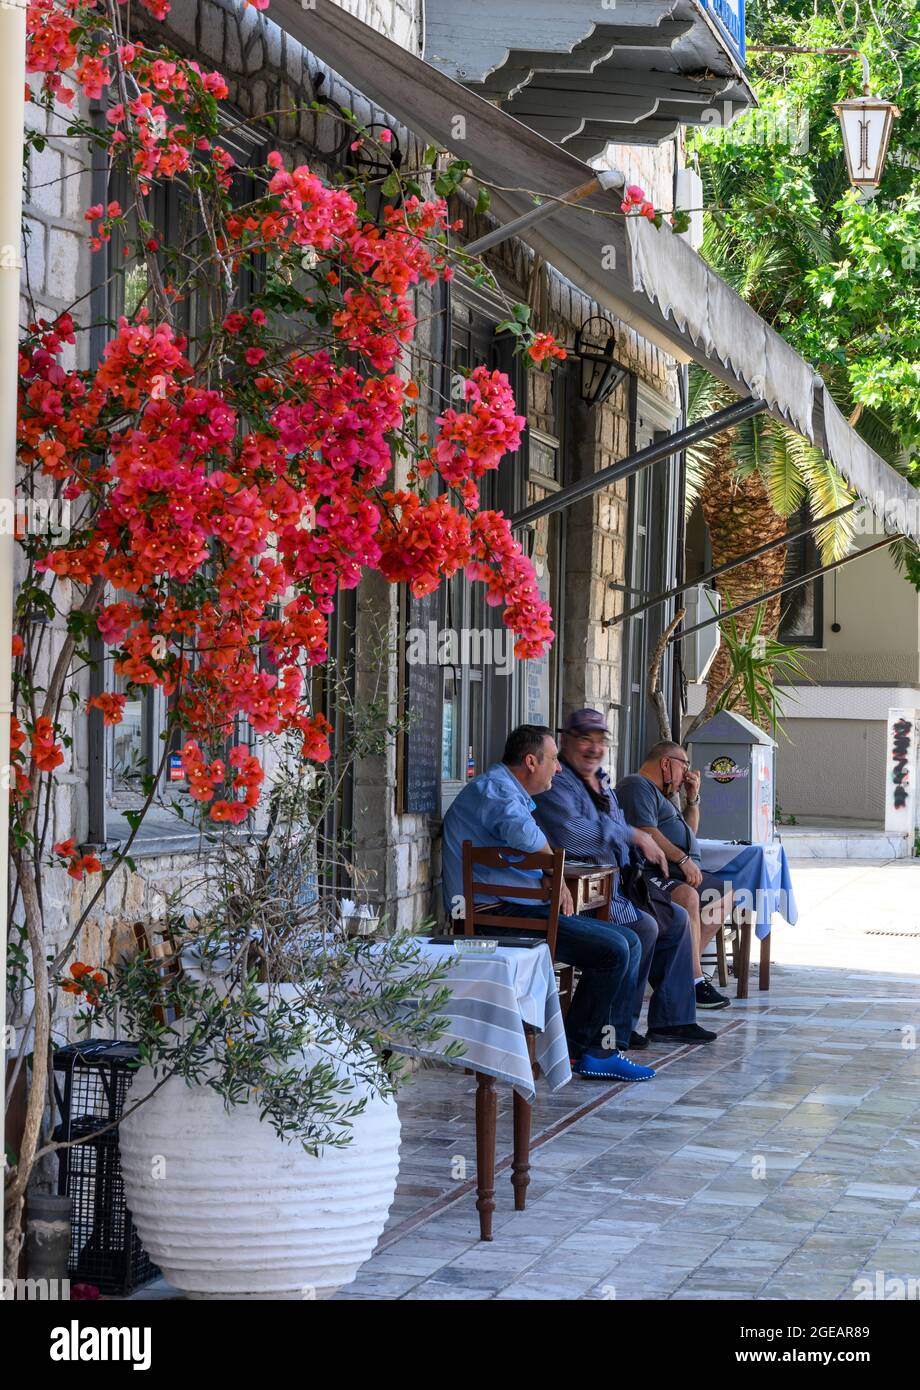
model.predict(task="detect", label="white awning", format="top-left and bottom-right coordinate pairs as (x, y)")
top-left (267, 0), bottom-right (919, 541)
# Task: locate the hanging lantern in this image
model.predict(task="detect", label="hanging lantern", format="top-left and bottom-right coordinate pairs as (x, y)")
top-left (574, 315), bottom-right (628, 407)
top-left (833, 66), bottom-right (899, 194)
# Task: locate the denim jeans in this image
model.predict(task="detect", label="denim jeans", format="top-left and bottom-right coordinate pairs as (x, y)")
top-left (627, 901), bottom-right (696, 1030)
top-left (492, 904), bottom-right (641, 1058)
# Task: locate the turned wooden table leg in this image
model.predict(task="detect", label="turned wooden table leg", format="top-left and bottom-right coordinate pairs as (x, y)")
top-left (736, 917), bottom-right (752, 1000)
top-left (759, 931), bottom-right (771, 990)
top-left (511, 1091), bottom-right (532, 1211)
top-left (474, 1072), bottom-right (497, 1241)
top-left (716, 926), bottom-right (728, 987)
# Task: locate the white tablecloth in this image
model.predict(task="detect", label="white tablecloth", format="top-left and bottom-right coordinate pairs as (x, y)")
top-left (395, 941), bottom-right (571, 1101)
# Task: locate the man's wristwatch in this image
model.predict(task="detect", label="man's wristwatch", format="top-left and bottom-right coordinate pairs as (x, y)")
top-left (686, 796), bottom-right (701, 807)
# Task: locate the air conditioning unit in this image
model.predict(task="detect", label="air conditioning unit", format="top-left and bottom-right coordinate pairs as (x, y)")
top-left (682, 584), bottom-right (721, 682)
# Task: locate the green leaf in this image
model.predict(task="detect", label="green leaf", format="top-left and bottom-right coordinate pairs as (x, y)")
top-left (381, 171), bottom-right (400, 197)
top-left (474, 187), bottom-right (491, 215)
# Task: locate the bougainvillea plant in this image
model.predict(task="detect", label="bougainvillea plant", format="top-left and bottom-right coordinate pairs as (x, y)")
top-left (7, 0), bottom-right (569, 1273)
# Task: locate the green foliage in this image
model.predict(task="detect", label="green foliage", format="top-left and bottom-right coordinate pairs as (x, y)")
top-left (686, 0), bottom-right (920, 579)
top-left (715, 601), bottom-right (811, 735)
top-left (689, 3), bottom-right (920, 458)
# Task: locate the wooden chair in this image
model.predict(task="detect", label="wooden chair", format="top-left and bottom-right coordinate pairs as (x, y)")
top-left (459, 840), bottom-right (567, 1233)
top-left (460, 839), bottom-right (576, 1020)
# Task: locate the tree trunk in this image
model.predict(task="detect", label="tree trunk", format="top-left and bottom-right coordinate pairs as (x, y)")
top-left (4, 852), bottom-right (50, 1280)
top-left (700, 434), bottom-right (789, 722)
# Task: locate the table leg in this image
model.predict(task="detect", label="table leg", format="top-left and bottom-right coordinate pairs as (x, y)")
top-left (759, 931), bottom-right (771, 991)
top-left (716, 926), bottom-right (728, 987)
top-left (736, 918), bottom-right (752, 1000)
top-left (511, 1091), bottom-right (532, 1211)
top-left (474, 1072), bottom-right (497, 1241)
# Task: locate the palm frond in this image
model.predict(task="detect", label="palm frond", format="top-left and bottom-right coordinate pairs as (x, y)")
top-left (762, 427), bottom-right (806, 517)
top-left (730, 412), bottom-right (775, 483)
top-left (788, 436), bottom-right (857, 562)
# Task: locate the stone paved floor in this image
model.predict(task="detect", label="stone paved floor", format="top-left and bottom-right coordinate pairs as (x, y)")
top-left (334, 858), bottom-right (920, 1301)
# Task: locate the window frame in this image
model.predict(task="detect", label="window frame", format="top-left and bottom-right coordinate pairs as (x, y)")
top-left (779, 512), bottom-right (824, 648)
top-left (86, 110), bottom-right (268, 850)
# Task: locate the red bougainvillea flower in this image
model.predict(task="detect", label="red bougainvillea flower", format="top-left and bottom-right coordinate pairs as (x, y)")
top-left (16, 14), bottom-right (555, 832)
top-left (527, 332), bottom-right (567, 364)
top-left (30, 716), bottom-right (64, 773)
top-left (86, 692), bottom-right (127, 725)
top-left (54, 840), bottom-right (103, 879)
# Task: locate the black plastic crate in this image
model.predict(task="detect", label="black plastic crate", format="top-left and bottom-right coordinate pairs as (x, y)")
top-left (52, 1040), bottom-right (159, 1296)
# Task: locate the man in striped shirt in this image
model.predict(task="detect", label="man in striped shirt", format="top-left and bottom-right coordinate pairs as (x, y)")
top-left (533, 709), bottom-right (716, 1047)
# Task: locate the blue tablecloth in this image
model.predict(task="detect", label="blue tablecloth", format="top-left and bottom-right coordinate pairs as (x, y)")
top-left (698, 839), bottom-right (798, 939)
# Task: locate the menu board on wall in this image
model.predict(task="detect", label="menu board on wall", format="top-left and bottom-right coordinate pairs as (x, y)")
top-left (401, 588), bottom-right (441, 815)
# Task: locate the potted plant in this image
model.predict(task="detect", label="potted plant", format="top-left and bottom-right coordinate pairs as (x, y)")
top-left (94, 764), bottom-right (456, 1300)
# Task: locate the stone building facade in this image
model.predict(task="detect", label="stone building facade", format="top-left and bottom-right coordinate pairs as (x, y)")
top-left (18, 0), bottom-right (684, 988)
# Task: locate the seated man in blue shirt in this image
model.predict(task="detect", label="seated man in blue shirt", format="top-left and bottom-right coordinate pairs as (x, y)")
top-left (442, 724), bottom-right (656, 1082)
top-left (534, 709), bottom-right (716, 1047)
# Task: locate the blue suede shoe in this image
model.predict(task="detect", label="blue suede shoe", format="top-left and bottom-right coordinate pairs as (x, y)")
top-left (573, 1051), bottom-right (656, 1082)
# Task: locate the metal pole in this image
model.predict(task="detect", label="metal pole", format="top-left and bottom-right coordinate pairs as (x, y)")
top-left (0, 0), bottom-right (26, 1291)
top-left (462, 170), bottom-right (624, 258)
top-left (607, 500), bottom-right (858, 628)
top-left (670, 533), bottom-right (899, 641)
top-left (510, 396), bottom-right (768, 530)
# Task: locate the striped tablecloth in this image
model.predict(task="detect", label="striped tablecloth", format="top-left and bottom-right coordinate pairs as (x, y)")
top-left (698, 839), bottom-right (799, 940)
top-left (396, 941), bottom-right (572, 1102)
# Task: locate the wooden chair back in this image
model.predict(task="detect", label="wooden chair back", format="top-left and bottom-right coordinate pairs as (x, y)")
top-left (461, 841), bottom-right (566, 958)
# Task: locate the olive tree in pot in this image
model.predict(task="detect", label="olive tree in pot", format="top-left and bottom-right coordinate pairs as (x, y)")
top-left (91, 761), bottom-right (455, 1300)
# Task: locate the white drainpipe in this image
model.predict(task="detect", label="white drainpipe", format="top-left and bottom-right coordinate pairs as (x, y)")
top-left (0, 3), bottom-right (27, 1278)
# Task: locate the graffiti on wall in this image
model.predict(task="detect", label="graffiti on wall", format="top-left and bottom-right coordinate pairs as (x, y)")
top-left (891, 717), bottom-right (912, 810)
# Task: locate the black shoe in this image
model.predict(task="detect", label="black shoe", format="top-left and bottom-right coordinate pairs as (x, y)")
top-left (647, 1022), bottom-right (718, 1044)
top-left (628, 1031), bottom-right (649, 1050)
top-left (695, 978), bottom-right (731, 1010)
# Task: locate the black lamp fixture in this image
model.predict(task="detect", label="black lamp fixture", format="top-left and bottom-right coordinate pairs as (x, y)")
top-left (574, 315), bottom-right (628, 407)
top-left (348, 122), bottom-right (404, 221)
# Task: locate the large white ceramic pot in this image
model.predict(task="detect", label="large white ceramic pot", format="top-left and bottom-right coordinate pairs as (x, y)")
top-left (118, 995), bottom-right (400, 1299)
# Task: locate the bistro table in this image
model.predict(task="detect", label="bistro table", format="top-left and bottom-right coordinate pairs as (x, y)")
top-left (698, 838), bottom-right (798, 995)
top-left (396, 939), bottom-right (571, 1239)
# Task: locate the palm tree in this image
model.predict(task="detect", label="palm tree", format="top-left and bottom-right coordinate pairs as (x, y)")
top-left (685, 154), bottom-right (878, 713)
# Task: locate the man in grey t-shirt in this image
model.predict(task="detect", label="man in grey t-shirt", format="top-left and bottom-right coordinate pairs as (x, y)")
top-left (617, 741), bottom-right (733, 1011)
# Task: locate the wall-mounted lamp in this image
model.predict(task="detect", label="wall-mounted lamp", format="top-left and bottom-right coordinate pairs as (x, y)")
top-left (348, 123), bottom-right (404, 221)
top-left (574, 315), bottom-right (629, 407)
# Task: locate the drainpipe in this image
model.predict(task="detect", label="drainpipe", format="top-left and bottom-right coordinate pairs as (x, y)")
top-left (0, 4), bottom-right (27, 1276)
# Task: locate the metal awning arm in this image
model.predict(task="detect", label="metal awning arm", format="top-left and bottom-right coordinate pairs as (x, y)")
top-left (462, 170), bottom-right (625, 258)
top-left (669, 532), bottom-right (899, 642)
top-left (510, 396), bottom-right (768, 531)
top-left (607, 500), bottom-right (858, 629)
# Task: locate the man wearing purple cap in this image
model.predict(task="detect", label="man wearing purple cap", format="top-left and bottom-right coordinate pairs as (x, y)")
top-left (532, 709), bottom-right (718, 1047)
